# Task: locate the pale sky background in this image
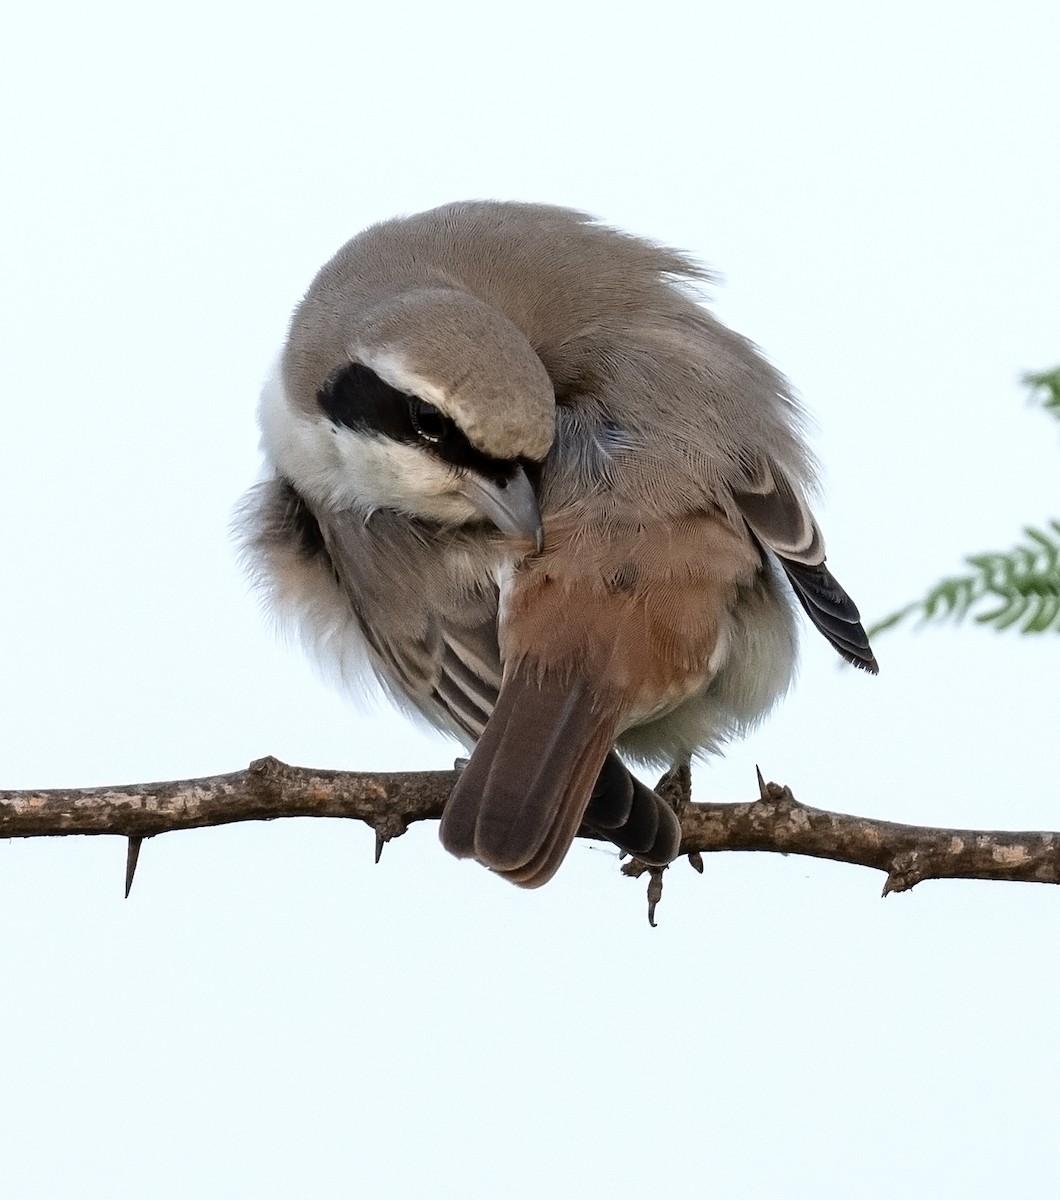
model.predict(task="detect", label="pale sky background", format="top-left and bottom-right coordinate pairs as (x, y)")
top-left (2, 2), bottom-right (1058, 1197)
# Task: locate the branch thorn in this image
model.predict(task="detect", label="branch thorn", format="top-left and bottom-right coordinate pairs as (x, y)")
top-left (124, 836), bottom-right (142, 899)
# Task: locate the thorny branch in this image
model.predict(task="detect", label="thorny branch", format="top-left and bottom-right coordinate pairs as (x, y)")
top-left (2, 757), bottom-right (1058, 920)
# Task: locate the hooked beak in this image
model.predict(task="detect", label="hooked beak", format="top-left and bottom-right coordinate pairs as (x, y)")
top-left (461, 465), bottom-right (544, 553)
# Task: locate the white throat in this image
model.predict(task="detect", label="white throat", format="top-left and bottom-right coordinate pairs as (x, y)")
top-left (257, 360), bottom-right (478, 522)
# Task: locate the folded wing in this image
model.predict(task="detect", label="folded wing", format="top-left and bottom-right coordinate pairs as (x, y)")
top-left (734, 459), bottom-right (878, 673)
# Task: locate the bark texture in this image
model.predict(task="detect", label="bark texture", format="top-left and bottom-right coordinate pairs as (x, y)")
top-left (3, 757), bottom-right (1058, 910)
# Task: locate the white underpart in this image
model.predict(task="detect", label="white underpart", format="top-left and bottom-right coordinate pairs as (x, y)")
top-left (491, 559), bottom-right (517, 622)
top-left (257, 360), bottom-right (478, 523)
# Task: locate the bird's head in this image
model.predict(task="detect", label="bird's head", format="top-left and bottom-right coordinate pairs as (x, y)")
top-left (260, 287), bottom-right (555, 550)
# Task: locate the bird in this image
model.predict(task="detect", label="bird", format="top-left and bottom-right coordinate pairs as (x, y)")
top-left (237, 200), bottom-right (877, 888)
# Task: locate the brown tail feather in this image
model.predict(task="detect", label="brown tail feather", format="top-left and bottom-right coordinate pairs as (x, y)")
top-left (497, 721), bottom-right (618, 887)
top-left (439, 665), bottom-right (619, 885)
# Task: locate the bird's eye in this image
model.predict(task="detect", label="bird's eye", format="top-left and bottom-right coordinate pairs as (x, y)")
top-left (410, 399), bottom-right (446, 444)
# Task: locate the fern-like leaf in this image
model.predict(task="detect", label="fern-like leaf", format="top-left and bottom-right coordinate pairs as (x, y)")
top-left (868, 367), bottom-right (1060, 641)
top-left (867, 524), bottom-right (1060, 639)
top-left (1023, 366), bottom-right (1060, 421)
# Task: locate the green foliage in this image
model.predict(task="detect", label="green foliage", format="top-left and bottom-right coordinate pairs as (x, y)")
top-left (868, 522), bottom-right (1060, 638)
top-left (1023, 366), bottom-right (1060, 420)
top-left (869, 367), bottom-right (1060, 639)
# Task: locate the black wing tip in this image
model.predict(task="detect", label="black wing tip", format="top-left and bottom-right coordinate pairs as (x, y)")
top-left (779, 556), bottom-right (879, 675)
top-left (826, 620), bottom-right (879, 674)
top-left (840, 645), bottom-right (880, 675)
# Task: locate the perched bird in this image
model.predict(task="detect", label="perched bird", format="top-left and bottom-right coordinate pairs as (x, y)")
top-left (238, 201), bottom-right (876, 888)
